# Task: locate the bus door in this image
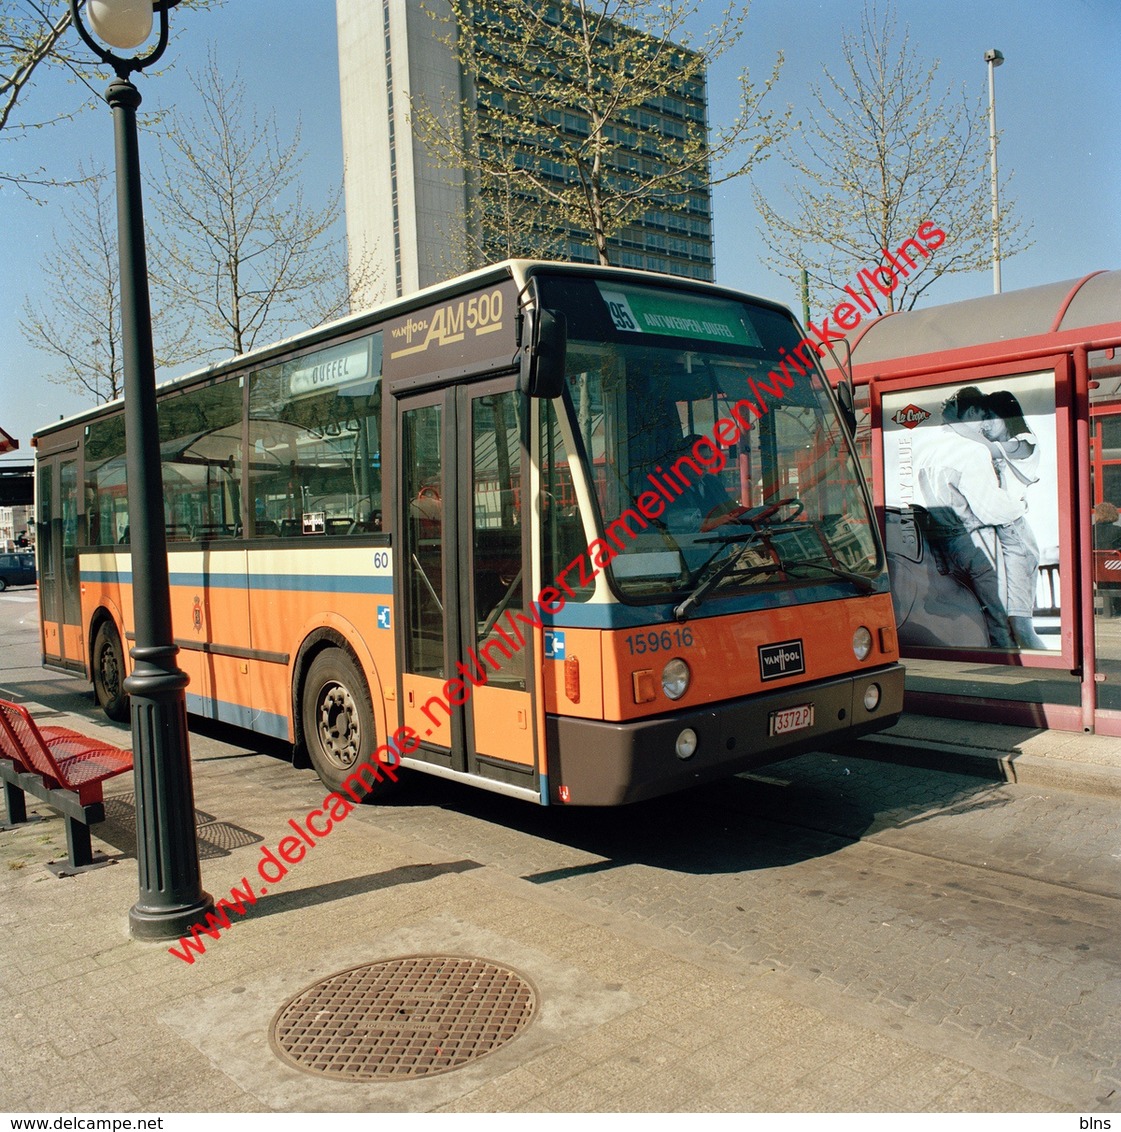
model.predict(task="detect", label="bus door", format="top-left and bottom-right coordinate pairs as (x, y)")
top-left (36, 452), bottom-right (84, 673)
top-left (396, 377), bottom-right (539, 798)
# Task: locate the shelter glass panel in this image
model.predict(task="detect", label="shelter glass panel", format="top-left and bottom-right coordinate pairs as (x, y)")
top-left (1089, 349), bottom-right (1121, 710)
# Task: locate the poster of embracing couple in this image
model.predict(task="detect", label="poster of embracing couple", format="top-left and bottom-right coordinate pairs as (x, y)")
top-left (881, 372), bottom-right (1060, 653)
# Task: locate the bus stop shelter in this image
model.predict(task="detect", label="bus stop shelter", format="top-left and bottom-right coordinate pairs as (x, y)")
top-left (834, 269), bottom-right (1121, 737)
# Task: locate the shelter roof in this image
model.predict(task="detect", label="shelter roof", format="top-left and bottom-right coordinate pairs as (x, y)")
top-left (846, 270), bottom-right (1121, 369)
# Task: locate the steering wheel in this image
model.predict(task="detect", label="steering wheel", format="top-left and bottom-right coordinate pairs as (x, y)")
top-left (701, 496), bottom-right (804, 532)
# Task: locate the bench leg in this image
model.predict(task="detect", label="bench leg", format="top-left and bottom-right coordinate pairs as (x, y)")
top-left (2, 779), bottom-right (27, 825)
top-left (65, 816), bottom-right (94, 868)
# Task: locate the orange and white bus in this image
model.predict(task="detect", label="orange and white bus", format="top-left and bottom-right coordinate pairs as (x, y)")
top-left (33, 260), bottom-right (903, 805)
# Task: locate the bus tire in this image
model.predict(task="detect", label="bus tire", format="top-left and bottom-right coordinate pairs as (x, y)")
top-left (92, 621), bottom-right (130, 722)
top-left (301, 648), bottom-right (391, 801)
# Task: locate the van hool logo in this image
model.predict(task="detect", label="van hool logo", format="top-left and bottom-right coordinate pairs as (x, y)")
top-left (759, 639), bottom-right (805, 681)
top-left (892, 405), bottom-right (931, 429)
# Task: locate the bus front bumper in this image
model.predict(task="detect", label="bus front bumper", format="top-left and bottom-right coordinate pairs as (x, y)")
top-left (545, 662), bottom-right (905, 806)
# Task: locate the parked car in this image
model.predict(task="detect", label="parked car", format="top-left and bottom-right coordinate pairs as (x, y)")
top-left (0, 552), bottom-right (36, 591)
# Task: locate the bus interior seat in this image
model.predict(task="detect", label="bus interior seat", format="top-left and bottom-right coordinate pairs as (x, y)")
top-left (194, 524), bottom-right (238, 540)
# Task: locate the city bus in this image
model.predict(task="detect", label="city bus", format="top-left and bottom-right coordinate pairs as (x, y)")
top-left (33, 260), bottom-right (903, 806)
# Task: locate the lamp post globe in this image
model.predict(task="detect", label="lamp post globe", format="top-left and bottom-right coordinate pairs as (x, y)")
top-left (87, 0), bottom-right (154, 49)
top-left (68, 0), bottom-right (213, 941)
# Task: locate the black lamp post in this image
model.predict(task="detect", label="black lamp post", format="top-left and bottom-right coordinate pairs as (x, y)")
top-left (69, 0), bottom-right (213, 939)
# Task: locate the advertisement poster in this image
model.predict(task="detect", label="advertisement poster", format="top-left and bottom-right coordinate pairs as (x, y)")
top-left (882, 372), bottom-right (1060, 652)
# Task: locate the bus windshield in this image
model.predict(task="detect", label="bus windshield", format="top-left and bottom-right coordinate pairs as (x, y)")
top-left (540, 276), bottom-right (880, 603)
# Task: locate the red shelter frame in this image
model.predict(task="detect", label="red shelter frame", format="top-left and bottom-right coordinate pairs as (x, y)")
top-left (830, 270), bottom-right (1121, 736)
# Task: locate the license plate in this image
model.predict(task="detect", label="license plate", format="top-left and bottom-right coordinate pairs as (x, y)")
top-left (769, 704), bottom-right (814, 736)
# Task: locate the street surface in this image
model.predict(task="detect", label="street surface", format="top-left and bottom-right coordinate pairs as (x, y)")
top-left (1, 585), bottom-right (1118, 1111)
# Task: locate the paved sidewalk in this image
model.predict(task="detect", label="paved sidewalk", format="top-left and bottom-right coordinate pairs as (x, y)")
top-left (1, 703), bottom-right (1117, 1114)
top-left (843, 713), bottom-right (1121, 798)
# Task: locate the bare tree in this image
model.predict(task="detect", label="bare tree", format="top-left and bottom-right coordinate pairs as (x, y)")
top-left (19, 168), bottom-right (121, 400)
top-left (21, 49), bottom-right (378, 401)
top-left (1, 0), bottom-right (101, 198)
top-left (149, 49), bottom-right (377, 360)
top-left (755, 1), bottom-right (1031, 314)
top-left (19, 165), bottom-right (193, 401)
top-left (411, 0), bottom-right (788, 272)
top-left (0, 0), bottom-right (220, 199)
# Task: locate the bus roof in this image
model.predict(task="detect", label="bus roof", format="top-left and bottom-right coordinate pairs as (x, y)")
top-left (33, 259), bottom-right (787, 439)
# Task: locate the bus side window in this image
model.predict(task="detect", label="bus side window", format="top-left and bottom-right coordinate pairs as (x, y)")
top-left (158, 376), bottom-right (244, 539)
top-left (247, 334), bottom-right (382, 537)
top-left (86, 415), bottom-right (129, 546)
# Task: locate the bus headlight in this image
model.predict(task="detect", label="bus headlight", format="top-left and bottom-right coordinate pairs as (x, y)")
top-left (863, 683), bottom-right (882, 712)
top-left (675, 728), bottom-right (698, 759)
top-left (662, 658), bottom-right (690, 700)
top-left (852, 626), bottom-right (873, 661)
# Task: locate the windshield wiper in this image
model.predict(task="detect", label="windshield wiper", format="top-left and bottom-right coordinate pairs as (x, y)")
top-left (674, 546), bottom-right (876, 622)
top-left (774, 558), bottom-right (877, 593)
top-left (673, 532), bottom-right (769, 622)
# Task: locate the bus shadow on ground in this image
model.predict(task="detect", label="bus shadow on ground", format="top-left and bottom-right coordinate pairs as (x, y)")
top-left (0, 674), bottom-right (1010, 881)
top-left (0, 675), bottom-right (295, 761)
top-left (0, 676), bottom-right (111, 721)
top-left (380, 751), bottom-right (1011, 880)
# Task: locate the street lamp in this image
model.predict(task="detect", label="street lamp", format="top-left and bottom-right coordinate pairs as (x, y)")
top-left (69, 0), bottom-right (213, 940)
top-left (985, 48), bottom-right (1004, 295)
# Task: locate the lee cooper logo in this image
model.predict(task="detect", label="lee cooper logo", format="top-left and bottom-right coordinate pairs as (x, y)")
top-left (892, 405), bottom-right (931, 429)
top-left (759, 640), bottom-right (805, 681)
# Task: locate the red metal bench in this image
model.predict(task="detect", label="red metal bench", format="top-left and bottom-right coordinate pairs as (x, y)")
top-left (0, 699), bottom-right (133, 873)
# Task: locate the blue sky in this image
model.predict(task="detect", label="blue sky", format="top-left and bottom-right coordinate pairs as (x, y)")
top-left (1, 0), bottom-right (1118, 459)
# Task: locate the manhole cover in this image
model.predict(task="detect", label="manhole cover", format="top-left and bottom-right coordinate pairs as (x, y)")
top-left (269, 955), bottom-right (537, 1079)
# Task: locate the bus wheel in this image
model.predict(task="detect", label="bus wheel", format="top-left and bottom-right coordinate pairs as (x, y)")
top-left (301, 649), bottom-right (389, 801)
top-left (93, 622), bottom-right (129, 722)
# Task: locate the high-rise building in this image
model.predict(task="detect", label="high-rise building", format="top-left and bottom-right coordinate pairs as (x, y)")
top-left (336, 0), bottom-right (715, 301)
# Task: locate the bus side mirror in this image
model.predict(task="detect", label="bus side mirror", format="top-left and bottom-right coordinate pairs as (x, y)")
top-left (835, 380), bottom-right (857, 435)
top-left (519, 308), bottom-right (567, 398)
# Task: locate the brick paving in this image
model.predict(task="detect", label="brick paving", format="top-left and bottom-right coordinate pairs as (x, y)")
top-left (1, 688), bottom-right (1119, 1112)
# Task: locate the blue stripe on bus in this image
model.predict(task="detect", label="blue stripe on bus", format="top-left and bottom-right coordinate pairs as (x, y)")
top-left (81, 572), bottom-right (883, 626)
top-left (184, 692), bottom-right (289, 739)
top-left (80, 569), bottom-right (136, 587)
top-left (540, 579), bottom-right (887, 629)
top-left (217, 573), bottom-right (393, 595)
top-left (81, 568), bottom-right (392, 595)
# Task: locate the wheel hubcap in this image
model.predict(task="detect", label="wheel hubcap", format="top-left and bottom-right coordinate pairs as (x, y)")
top-left (100, 645), bottom-right (120, 698)
top-left (317, 682), bottom-right (360, 770)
